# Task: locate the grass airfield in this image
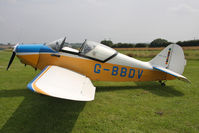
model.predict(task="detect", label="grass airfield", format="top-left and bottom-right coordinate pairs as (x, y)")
top-left (0, 50), bottom-right (199, 133)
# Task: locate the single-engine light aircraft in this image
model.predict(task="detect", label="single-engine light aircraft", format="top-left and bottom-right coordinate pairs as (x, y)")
top-left (7, 37), bottom-right (190, 101)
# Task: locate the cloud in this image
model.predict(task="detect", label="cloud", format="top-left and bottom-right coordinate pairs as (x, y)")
top-left (169, 4), bottom-right (199, 15)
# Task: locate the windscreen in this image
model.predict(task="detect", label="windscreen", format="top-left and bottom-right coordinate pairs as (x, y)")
top-left (46, 37), bottom-right (65, 51)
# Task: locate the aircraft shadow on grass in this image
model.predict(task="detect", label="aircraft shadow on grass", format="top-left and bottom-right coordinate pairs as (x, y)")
top-left (0, 89), bottom-right (86, 133)
top-left (0, 83), bottom-right (183, 133)
top-left (96, 82), bottom-right (184, 97)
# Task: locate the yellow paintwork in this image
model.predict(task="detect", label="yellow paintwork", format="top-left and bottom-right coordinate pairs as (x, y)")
top-left (17, 53), bottom-right (175, 82)
top-left (17, 54), bottom-right (39, 68)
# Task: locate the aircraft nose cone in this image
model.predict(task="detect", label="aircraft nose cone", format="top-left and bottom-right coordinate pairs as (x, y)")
top-left (13, 43), bottom-right (19, 52)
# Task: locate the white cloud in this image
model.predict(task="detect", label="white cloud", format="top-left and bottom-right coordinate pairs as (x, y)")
top-left (169, 4), bottom-right (199, 15)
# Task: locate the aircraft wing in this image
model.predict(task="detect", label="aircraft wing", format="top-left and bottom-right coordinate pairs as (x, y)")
top-left (153, 66), bottom-right (190, 83)
top-left (27, 65), bottom-right (96, 101)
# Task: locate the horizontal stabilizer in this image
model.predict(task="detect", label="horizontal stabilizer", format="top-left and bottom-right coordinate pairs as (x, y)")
top-left (27, 65), bottom-right (96, 101)
top-left (153, 66), bottom-right (190, 83)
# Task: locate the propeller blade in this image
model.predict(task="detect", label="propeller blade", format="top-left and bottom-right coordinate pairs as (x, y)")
top-left (59, 37), bottom-right (66, 51)
top-left (7, 52), bottom-right (16, 70)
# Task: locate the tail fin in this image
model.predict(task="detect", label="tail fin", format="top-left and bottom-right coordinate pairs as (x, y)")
top-left (149, 44), bottom-right (190, 83)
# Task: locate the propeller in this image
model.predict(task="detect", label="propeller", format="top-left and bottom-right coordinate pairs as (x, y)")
top-left (59, 37), bottom-right (66, 51)
top-left (7, 44), bottom-right (19, 70)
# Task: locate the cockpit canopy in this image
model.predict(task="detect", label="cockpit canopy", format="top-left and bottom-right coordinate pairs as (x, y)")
top-left (79, 40), bottom-right (117, 61)
top-left (46, 38), bottom-right (117, 62)
top-left (46, 37), bottom-right (66, 51)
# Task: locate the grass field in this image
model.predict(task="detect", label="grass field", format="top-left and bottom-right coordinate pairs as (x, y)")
top-left (0, 49), bottom-right (199, 133)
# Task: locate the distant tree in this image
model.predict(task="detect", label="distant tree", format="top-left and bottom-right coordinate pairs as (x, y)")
top-left (112, 42), bottom-right (135, 48)
top-left (150, 38), bottom-right (171, 47)
top-left (176, 40), bottom-right (199, 46)
top-left (135, 43), bottom-right (148, 48)
top-left (100, 40), bottom-right (113, 47)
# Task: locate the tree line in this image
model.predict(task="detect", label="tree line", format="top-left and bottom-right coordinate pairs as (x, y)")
top-left (100, 38), bottom-right (199, 48)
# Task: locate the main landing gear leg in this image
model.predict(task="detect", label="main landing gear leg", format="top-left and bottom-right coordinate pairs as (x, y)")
top-left (159, 80), bottom-right (166, 87)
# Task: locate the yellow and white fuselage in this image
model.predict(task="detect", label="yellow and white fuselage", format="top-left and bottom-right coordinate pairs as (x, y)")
top-left (12, 39), bottom-right (189, 101)
top-left (16, 45), bottom-right (174, 82)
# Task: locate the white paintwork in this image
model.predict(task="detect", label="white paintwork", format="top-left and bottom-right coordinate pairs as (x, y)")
top-left (108, 53), bottom-right (153, 69)
top-left (34, 66), bottom-right (96, 101)
top-left (16, 52), bottom-right (40, 55)
top-left (149, 44), bottom-right (186, 74)
top-left (62, 47), bottom-right (79, 53)
top-left (167, 44), bottom-right (186, 74)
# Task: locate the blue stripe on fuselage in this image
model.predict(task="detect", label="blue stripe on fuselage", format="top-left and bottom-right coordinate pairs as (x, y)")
top-left (16, 44), bottom-right (56, 53)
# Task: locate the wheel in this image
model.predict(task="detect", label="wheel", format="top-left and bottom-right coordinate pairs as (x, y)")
top-left (159, 80), bottom-right (166, 86)
top-left (161, 83), bottom-right (166, 87)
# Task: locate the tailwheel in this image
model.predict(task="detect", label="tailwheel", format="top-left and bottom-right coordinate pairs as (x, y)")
top-left (159, 80), bottom-right (166, 87)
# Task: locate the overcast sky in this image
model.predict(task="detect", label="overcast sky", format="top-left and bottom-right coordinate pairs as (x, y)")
top-left (0, 0), bottom-right (199, 44)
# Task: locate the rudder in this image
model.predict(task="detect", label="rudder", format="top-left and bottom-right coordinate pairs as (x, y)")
top-left (149, 44), bottom-right (186, 75)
